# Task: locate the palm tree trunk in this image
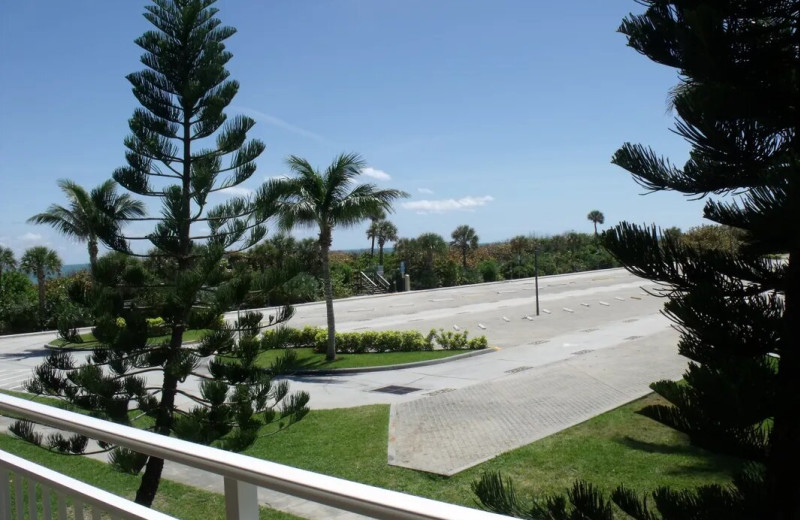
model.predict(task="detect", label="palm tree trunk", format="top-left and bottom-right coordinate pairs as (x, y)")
top-left (378, 242), bottom-right (384, 265)
top-left (370, 236), bottom-right (376, 258)
top-left (593, 221), bottom-right (598, 237)
top-left (320, 236), bottom-right (336, 361)
top-left (37, 269), bottom-right (46, 328)
top-left (88, 238), bottom-right (99, 276)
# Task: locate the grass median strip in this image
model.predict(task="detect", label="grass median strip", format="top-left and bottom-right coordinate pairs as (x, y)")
top-left (49, 329), bottom-right (209, 349)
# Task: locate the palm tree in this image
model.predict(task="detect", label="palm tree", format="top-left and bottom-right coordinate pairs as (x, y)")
top-left (417, 232), bottom-right (447, 271)
top-left (0, 245), bottom-right (16, 289)
top-left (587, 210), bottom-right (605, 236)
top-left (374, 220), bottom-right (398, 266)
top-left (20, 246), bottom-right (62, 326)
top-left (28, 179), bottom-right (145, 275)
top-left (450, 225), bottom-right (479, 269)
top-left (266, 153), bottom-right (408, 360)
top-left (366, 208), bottom-right (387, 257)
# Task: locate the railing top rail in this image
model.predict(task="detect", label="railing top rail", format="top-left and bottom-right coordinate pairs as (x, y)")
top-left (0, 448), bottom-right (178, 520)
top-left (0, 394), bottom-right (509, 520)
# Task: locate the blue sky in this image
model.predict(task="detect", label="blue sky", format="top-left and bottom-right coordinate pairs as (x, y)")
top-left (0, 1), bottom-right (707, 265)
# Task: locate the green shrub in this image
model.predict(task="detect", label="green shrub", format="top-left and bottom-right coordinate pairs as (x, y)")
top-left (259, 326), bottom-right (487, 354)
top-left (477, 260), bottom-right (502, 282)
top-left (58, 314), bottom-right (83, 343)
top-left (146, 317), bottom-right (166, 336)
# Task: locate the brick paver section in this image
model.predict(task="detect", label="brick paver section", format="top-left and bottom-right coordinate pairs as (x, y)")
top-left (388, 335), bottom-right (685, 475)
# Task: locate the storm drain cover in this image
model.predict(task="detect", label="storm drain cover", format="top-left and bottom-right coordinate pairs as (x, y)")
top-left (623, 318), bottom-right (639, 323)
top-left (581, 328), bottom-right (599, 333)
top-left (572, 349), bottom-right (594, 356)
top-left (372, 385), bottom-right (421, 395)
top-left (625, 335), bottom-right (643, 341)
top-left (533, 340), bottom-right (549, 345)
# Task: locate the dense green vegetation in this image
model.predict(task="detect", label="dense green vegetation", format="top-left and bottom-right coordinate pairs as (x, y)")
top-left (3, 224), bottom-right (742, 336)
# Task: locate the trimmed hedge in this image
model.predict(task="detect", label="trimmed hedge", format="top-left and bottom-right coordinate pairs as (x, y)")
top-left (260, 326), bottom-right (488, 353)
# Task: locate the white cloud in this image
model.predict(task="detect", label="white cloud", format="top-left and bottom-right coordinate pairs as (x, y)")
top-left (235, 106), bottom-right (329, 145)
top-left (19, 232), bottom-right (43, 242)
top-left (402, 195), bottom-right (494, 214)
top-left (265, 174), bottom-right (290, 182)
top-left (218, 186), bottom-right (253, 197)
top-left (360, 167), bottom-right (391, 181)
top-left (417, 188), bottom-right (434, 194)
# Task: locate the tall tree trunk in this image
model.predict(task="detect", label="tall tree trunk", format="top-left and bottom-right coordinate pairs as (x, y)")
top-left (88, 238), bottom-right (98, 277)
top-left (370, 236), bottom-right (375, 258)
top-left (378, 241), bottom-right (384, 265)
top-left (593, 221), bottom-right (598, 237)
top-left (320, 237), bottom-right (336, 361)
top-left (134, 327), bottom-right (182, 506)
top-left (37, 269), bottom-right (46, 328)
top-left (134, 91), bottom-right (194, 507)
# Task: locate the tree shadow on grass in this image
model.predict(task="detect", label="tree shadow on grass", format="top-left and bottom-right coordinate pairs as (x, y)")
top-left (616, 435), bottom-right (747, 476)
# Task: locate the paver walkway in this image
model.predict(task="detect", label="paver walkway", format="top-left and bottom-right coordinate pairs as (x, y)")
top-left (388, 329), bottom-right (684, 475)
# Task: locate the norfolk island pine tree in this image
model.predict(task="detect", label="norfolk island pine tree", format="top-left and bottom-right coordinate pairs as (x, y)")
top-left (16, 0), bottom-right (309, 507)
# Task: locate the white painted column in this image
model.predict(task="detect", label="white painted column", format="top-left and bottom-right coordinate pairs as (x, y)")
top-left (224, 477), bottom-right (258, 520)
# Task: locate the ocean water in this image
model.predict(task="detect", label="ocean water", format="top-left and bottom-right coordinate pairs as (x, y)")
top-left (62, 263), bottom-right (90, 276)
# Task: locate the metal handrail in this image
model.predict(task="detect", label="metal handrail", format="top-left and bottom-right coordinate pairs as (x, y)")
top-left (0, 394), bottom-right (509, 520)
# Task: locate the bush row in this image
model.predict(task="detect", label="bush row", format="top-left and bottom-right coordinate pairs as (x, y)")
top-left (260, 326), bottom-right (488, 354)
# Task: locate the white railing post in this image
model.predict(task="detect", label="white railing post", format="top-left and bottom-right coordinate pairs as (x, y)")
top-left (224, 477), bottom-right (258, 520)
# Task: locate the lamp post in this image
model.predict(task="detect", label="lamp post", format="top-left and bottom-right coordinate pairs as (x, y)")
top-left (534, 246), bottom-right (540, 316)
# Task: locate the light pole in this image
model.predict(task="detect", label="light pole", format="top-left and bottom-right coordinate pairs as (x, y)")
top-left (534, 246), bottom-right (540, 316)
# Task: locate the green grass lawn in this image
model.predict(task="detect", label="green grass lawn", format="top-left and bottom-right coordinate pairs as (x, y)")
top-left (245, 394), bottom-right (746, 507)
top-left (50, 329), bottom-right (209, 349)
top-left (0, 434), bottom-right (300, 520)
top-left (1, 391), bottom-right (746, 515)
top-left (255, 347), bottom-right (469, 370)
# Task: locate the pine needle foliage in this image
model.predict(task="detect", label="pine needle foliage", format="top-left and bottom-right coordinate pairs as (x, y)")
top-left (14, 0), bottom-right (308, 508)
top-left (475, 0), bottom-right (798, 517)
top-left (601, 1), bottom-right (799, 517)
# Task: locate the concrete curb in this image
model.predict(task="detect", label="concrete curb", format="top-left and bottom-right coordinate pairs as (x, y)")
top-left (290, 347), bottom-right (497, 376)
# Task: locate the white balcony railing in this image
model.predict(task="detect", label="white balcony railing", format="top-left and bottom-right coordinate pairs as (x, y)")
top-left (1, 448), bottom-right (178, 520)
top-left (0, 394), bottom-right (511, 520)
